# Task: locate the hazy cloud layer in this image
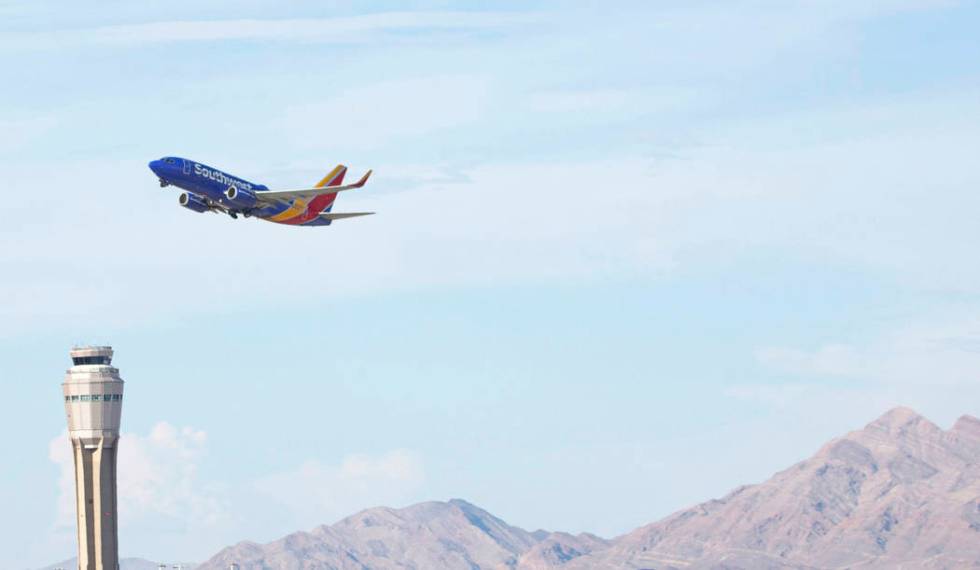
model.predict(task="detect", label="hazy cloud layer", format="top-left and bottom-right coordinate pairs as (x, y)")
top-left (253, 450), bottom-right (426, 528)
top-left (1, 12), bottom-right (535, 51)
top-left (756, 314), bottom-right (980, 387)
top-left (48, 423), bottom-right (224, 557)
top-left (47, 424), bottom-right (426, 563)
top-left (4, 85), bottom-right (979, 336)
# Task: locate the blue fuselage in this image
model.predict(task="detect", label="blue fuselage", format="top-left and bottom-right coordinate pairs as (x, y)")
top-left (148, 156), bottom-right (334, 225)
top-left (149, 157), bottom-right (266, 203)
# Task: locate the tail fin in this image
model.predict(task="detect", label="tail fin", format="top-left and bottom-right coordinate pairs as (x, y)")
top-left (315, 165), bottom-right (347, 188)
top-left (313, 164), bottom-right (346, 214)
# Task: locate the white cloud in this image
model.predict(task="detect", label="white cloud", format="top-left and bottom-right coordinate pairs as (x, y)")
top-left (2, 12), bottom-right (535, 51)
top-left (48, 422), bottom-right (226, 559)
top-left (755, 344), bottom-right (865, 379)
top-left (0, 7), bottom-right (975, 343)
top-left (589, 0), bottom-right (957, 77)
top-left (726, 382), bottom-right (835, 410)
top-left (48, 433), bottom-right (76, 534)
top-left (282, 75), bottom-right (492, 149)
top-left (0, 155), bottom-right (676, 336)
top-left (740, 312), bottom-right (980, 433)
top-left (116, 423), bottom-right (221, 528)
top-left (4, 77), bottom-right (979, 335)
top-left (46, 422), bottom-right (425, 563)
top-left (527, 89), bottom-right (639, 114)
top-left (0, 115), bottom-right (58, 152)
top-left (252, 449), bottom-right (426, 528)
top-left (756, 315), bottom-right (980, 388)
top-left (525, 87), bottom-right (710, 118)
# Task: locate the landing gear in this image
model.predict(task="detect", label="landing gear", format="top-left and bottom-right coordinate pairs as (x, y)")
top-left (228, 212), bottom-right (239, 220)
top-left (159, 179), bottom-right (169, 188)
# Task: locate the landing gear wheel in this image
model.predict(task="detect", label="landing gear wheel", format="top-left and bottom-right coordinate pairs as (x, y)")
top-left (159, 179), bottom-right (169, 188)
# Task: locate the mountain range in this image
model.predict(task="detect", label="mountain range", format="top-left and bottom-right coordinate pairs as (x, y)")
top-left (568, 407), bottom-right (980, 569)
top-left (46, 407), bottom-right (980, 569)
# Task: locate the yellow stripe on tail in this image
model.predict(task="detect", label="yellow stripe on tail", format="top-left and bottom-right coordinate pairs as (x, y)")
top-left (315, 165), bottom-right (347, 188)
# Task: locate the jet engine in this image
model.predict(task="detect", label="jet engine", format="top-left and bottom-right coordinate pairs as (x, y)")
top-left (178, 192), bottom-right (209, 213)
top-left (224, 185), bottom-right (257, 208)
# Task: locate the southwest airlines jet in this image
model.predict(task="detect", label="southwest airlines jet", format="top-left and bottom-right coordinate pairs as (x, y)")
top-left (148, 157), bottom-right (373, 226)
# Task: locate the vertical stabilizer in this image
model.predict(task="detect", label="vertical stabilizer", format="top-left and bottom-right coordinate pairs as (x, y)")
top-left (315, 164), bottom-right (347, 188)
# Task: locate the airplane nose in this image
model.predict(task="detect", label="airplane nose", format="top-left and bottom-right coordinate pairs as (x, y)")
top-left (148, 160), bottom-right (161, 173)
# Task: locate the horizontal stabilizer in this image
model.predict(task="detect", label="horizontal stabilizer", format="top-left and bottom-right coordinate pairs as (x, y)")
top-left (320, 212), bottom-right (375, 220)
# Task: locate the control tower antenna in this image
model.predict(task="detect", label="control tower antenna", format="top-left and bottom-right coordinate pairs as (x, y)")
top-left (62, 346), bottom-right (125, 570)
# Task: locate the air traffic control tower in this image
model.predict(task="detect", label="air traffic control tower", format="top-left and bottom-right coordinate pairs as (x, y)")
top-left (62, 346), bottom-right (124, 570)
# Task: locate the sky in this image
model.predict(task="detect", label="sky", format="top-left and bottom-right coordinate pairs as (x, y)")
top-left (2, 0), bottom-right (980, 567)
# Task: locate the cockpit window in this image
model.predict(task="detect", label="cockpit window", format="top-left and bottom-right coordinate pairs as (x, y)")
top-left (165, 158), bottom-right (177, 164)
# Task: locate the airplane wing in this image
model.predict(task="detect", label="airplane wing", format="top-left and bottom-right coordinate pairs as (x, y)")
top-left (320, 212), bottom-right (375, 220)
top-left (255, 170), bottom-right (372, 206)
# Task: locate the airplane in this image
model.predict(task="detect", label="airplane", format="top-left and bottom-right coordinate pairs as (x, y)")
top-left (148, 156), bottom-right (373, 226)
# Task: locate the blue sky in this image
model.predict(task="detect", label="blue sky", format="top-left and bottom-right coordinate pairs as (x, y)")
top-left (2, 0), bottom-right (980, 567)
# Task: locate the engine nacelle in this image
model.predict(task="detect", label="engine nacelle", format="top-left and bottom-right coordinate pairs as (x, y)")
top-left (224, 185), bottom-right (257, 209)
top-left (178, 192), bottom-right (209, 213)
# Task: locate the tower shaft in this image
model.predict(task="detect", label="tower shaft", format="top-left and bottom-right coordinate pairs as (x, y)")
top-left (72, 439), bottom-right (119, 570)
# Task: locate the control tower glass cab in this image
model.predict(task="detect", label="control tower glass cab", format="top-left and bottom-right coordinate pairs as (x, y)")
top-left (63, 346), bottom-right (124, 570)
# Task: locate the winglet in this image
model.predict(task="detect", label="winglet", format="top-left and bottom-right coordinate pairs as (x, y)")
top-left (352, 169), bottom-right (373, 188)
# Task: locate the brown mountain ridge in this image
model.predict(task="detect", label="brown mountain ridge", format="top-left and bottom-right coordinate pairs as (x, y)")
top-left (196, 408), bottom-right (980, 570)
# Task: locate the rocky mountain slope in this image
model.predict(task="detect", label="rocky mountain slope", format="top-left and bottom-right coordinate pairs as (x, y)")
top-left (188, 407), bottom-right (980, 569)
top-left (571, 407), bottom-right (980, 569)
top-left (197, 499), bottom-right (606, 570)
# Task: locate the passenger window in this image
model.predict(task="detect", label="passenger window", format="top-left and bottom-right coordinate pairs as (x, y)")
top-left (80, 395), bottom-right (90, 402)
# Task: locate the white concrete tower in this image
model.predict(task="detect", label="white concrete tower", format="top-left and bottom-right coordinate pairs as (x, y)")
top-left (62, 346), bottom-right (124, 570)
